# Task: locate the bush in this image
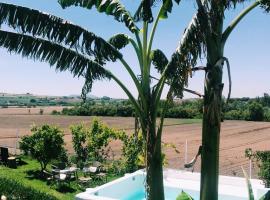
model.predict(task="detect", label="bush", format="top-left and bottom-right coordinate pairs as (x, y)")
top-left (87, 118), bottom-right (114, 162)
top-left (245, 149), bottom-right (270, 187)
top-left (70, 124), bottom-right (88, 168)
top-left (19, 124), bottom-right (66, 173)
top-left (264, 110), bottom-right (270, 122)
top-left (120, 132), bottom-right (144, 173)
top-left (39, 109), bottom-right (44, 115)
top-left (70, 118), bottom-right (117, 164)
top-left (224, 110), bottom-right (245, 120)
top-left (248, 102), bottom-right (264, 121)
top-left (51, 110), bottom-right (60, 115)
top-left (0, 177), bottom-right (57, 200)
top-left (254, 151), bottom-right (270, 187)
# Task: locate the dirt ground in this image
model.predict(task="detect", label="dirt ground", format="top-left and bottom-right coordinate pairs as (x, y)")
top-left (0, 106), bottom-right (269, 178)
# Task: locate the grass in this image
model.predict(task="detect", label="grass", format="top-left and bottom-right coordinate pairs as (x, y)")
top-left (163, 118), bottom-right (201, 126)
top-left (0, 156), bottom-right (121, 200)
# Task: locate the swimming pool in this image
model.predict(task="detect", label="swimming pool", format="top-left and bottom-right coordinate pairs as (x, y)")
top-left (76, 169), bottom-right (270, 200)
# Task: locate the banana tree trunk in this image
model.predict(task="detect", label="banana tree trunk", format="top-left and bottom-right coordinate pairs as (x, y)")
top-left (200, 45), bottom-right (224, 200)
top-left (145, 121), bottom-right (165, 200)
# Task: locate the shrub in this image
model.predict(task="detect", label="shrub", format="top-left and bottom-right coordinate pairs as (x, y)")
top-left (51, 110), bottom-right (60, 115)
top-left (0, 177), bottom-right (57, 200)
top-left (264, 110), bottom-right (270, 122)
top-left (39, 109), bottom-right (44, 115)
top-left (248, 102), bottom-right (264, 121)
top-left (19, 124), bottom-right (66, 174)
top-left (70, 124), bottom-right (88, 168)
top-left (224, 110), bottom-right (243, 120)
top-left (120, 132), bottom-right (144, 173)
top-left (254, 151), bottom-right (270, 187)
top-left (87, 118), bottom-right (113, 162)
top-left (245, 149), bottom-right (270, 187)
top-left (70, 118), bottom-right (116, 164)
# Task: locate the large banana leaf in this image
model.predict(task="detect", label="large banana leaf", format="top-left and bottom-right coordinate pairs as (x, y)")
top-left (108, 34), bottom-right (130, 50)
top-left (0, 2), bottom-right (121, 64)
top-left (134, 0), bottom-right (181, 22)
top-left (151, 49), bottom-right (168, 73)
top-left (0, 30), bottom-right (109, 99)
top-left (260, 0), bottom-right (270, 12)
top-left (165, 10), bottom-right (205, 98)
top-left (58, 0), bottom-right (139, 33)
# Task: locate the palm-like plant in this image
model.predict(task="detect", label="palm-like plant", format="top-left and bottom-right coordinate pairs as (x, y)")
top-left (0, 1), bottom-right (189, 199)
top-left (173, 0), bottom-right (270, 199)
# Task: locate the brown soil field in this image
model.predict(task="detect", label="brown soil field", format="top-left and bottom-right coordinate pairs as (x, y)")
top-left (0, 106), bottom-right (67, 115)
top-left (0, 107), bottom-right (269, 178)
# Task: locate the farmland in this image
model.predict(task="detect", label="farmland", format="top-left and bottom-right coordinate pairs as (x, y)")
top-left (0, 106), bottom-right (269, 178)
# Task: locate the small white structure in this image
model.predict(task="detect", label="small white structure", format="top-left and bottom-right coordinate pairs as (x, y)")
top-left (76, 169), bottom-right (270, 200)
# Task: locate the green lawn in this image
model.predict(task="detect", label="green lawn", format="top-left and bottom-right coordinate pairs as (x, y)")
top-left (0, 156), bottom-right (121, 200)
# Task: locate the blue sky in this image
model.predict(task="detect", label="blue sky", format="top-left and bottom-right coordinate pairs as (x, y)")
top-left (0, 0), bottom-right (269, 99)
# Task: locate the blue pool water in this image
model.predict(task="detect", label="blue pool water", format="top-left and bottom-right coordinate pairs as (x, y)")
top-left (82, 172), bottom-right (261, 200)
top-left (121, 187), bottom-right (199, 200)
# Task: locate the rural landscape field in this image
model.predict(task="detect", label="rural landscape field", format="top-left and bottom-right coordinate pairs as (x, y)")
top-left (1, 0), bottom-right (270, 199)
top-left (1, 106), bottom-right (269, 178)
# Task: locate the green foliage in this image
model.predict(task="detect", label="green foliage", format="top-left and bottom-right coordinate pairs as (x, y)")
top-left (254, 151), bottom-right (270, 188)
top-left (0, 177), bottom-right (58, 200)
top-left (19, 125), bottom-right (66, 172)
top-left (108, 34), bottom-right (130, 50)
top-left (176, 190), bottom-right (194, 200)
top-left (39, 108), bottom-right (44, 115)
top-left (70, 118), bottom-right (120, 164)
top-left (58, 0), bottom-right (139, 33)
top-left (120, 132), bottom-right (144, 173)
top-left (134, 0), bottom-right (180, 23)
top-left (51, 110), bottom-right (61, 115)
top-left (70, 124), bottom-right (88, 168)
top-left (248, 102), bottom-right (264, 121)
top-left (151, 49), bottom-right (169, 73)
top-left (87, 118), bottom-right (115, 162)
top-left (58, 95), bottom-right (270, 122)
top-left (245, 149), bottom-right (270, 188)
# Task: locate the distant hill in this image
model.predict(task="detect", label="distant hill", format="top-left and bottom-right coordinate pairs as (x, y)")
top-left (0, 93), bottom-right (82, 107)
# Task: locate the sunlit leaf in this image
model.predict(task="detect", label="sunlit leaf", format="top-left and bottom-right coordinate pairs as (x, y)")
top-left (58, 0), bottom-right (139, 33)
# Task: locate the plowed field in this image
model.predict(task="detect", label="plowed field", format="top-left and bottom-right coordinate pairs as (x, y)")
top-left (0, 107), bottom-right (269, 178)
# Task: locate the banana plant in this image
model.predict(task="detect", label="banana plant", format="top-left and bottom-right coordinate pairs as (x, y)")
top-left (0, 1), bottom-right (192, 199)
top-left (171, 1), bottom-right (270, 199)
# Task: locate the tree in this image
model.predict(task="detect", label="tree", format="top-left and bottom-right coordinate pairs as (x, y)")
top-left (70, 123), bottom-right (88, 168)
top-left (172, 1), bottom-right (270, 199)
top-left (19, 124), bottom-right (66, 174)
top-left (0, 1), bottom-right (188, 199)
top-left (248, 101), bottom-right (264, 121)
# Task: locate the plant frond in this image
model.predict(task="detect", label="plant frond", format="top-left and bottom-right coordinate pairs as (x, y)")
top-left (134, 0), bottom-right (154, 23)
top-left (134, 0), bottom-right (181, 22)
top-left (260, 0), bottom-right (270, 12)
top-left (165, 12), bottom-right (205, 98)
top-left (0, 2), bottom-right (122, 64)
top-left (160, 0), bottom-right (181, 19)
top-left (108, 34), bottom-right (130, 50)
top-left (0, 30), bottom-right (110, 100)
top-left (58, 0), bottom-right (139, 33)
top-left (150, 49), bottom-right (168, 73)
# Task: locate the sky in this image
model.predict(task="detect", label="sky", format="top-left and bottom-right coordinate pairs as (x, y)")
top-left (0, 0), bottom-right (269, 99)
